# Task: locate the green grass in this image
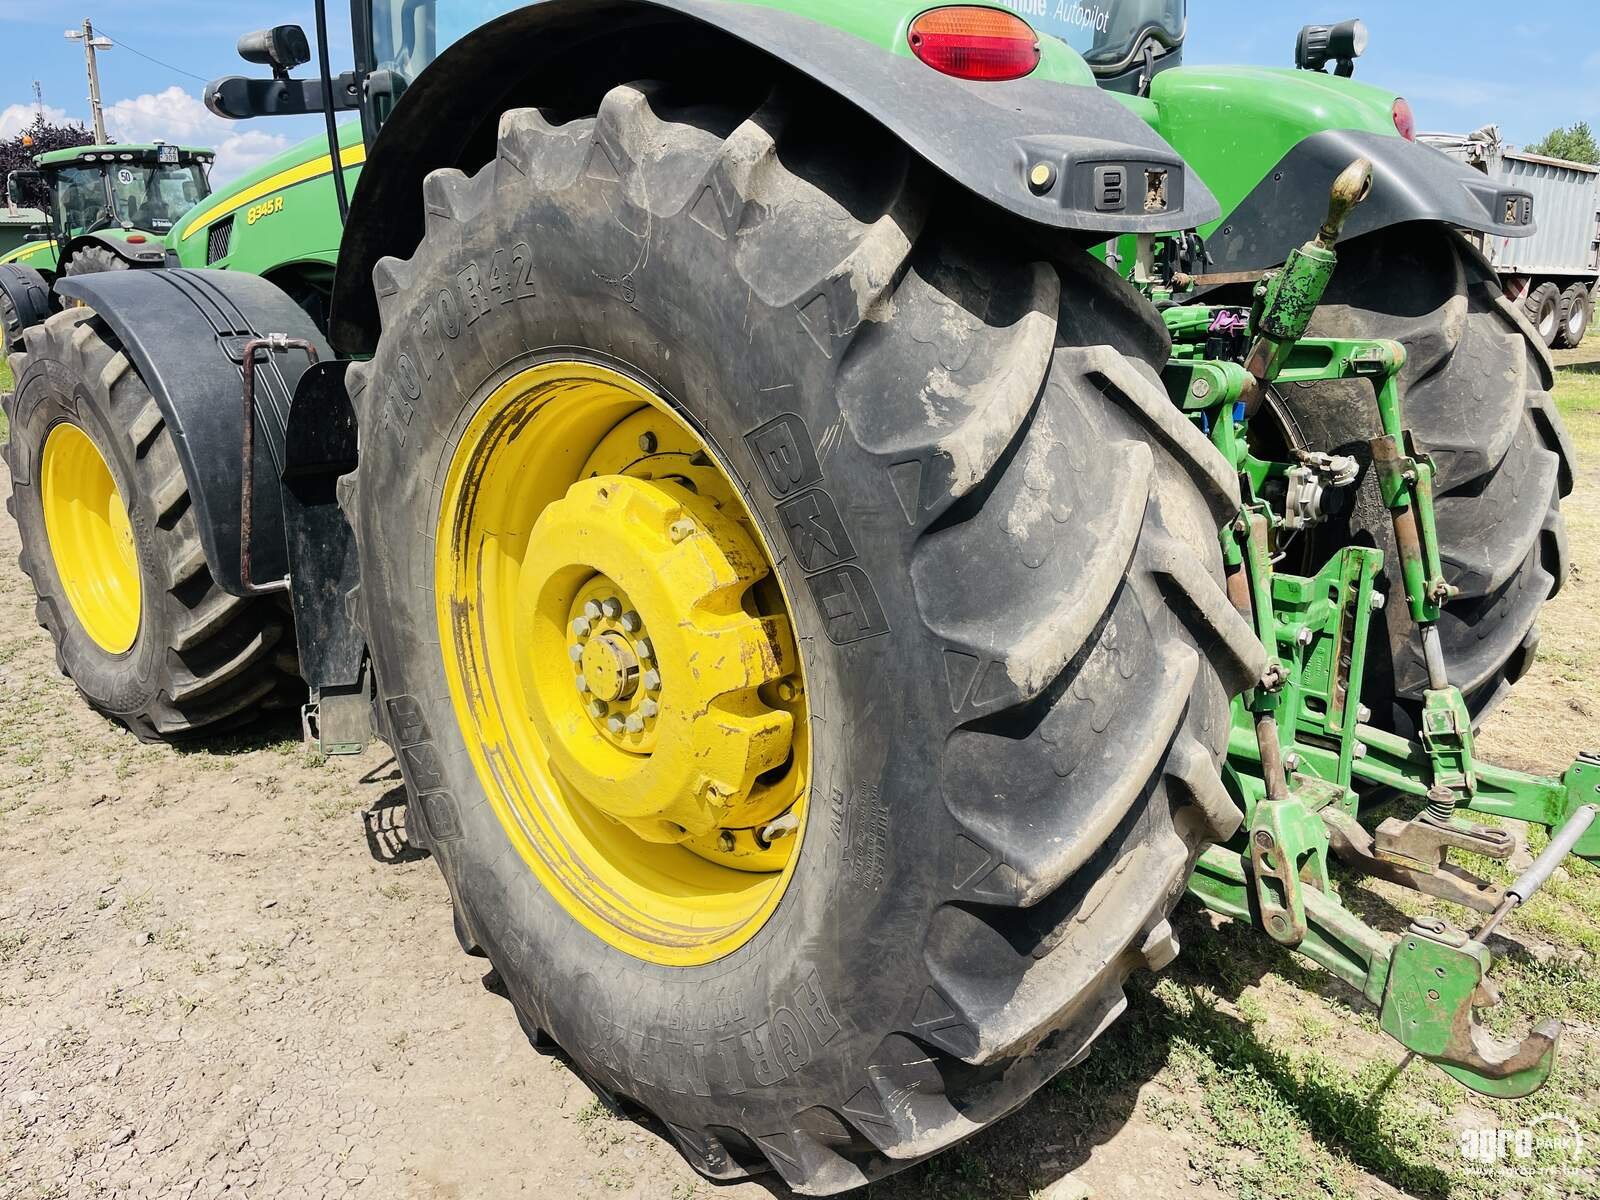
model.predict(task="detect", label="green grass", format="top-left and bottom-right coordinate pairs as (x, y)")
top-left (1554, 363), bottom-right (1600, 420)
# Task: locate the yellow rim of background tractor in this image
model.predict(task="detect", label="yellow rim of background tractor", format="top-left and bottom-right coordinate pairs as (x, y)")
top-left (40, 422), bottom-right (141, 654)
top-left (435, 360), bottom-right (810, 966)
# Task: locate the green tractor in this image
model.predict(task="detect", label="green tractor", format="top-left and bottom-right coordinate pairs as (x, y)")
top-left (0, 1), bottom-right (1588, 1191)
top-left (0, 142), bottom-right (216, 346)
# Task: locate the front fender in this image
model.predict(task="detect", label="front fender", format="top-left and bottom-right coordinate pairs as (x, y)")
top-left (0, 263), bottom-right (53, 342)
top-left (54, 269), bottom-right (329, 596)
top-left (331, 0), bottom-right (1220, 352)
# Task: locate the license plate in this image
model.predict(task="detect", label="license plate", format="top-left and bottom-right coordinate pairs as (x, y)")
top-left (157, 145), bottom-right (179, 165)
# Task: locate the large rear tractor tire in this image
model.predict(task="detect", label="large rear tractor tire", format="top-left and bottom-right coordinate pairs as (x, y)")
top-left (3, 309), bottom-right (293, 740)
top-left (348, 80), bottom-right (1262, 1192)
top-left (1280, 226), bottom-right (1572, 733)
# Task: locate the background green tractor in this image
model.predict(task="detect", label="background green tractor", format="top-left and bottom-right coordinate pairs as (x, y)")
top-left (0, 1), bottom-right (1587, 1193)
top-left (0, 143), bottom-right (216, 347)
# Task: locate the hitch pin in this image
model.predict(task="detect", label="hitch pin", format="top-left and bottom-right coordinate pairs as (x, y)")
top-left (1475, 804), bottom-right (1598, 942)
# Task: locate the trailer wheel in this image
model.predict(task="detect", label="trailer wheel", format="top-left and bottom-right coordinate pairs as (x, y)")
top-left (1281, 226), bottom-right (1572, 733)
top-left (1554, 282), bottom-right (1592, 349)
top-left (3, 309), bottom-right (292, 740)
top-left (346, 81), bottom-right (1261, 1192)
top-left (1523, 280), bottom-right (1562, 348)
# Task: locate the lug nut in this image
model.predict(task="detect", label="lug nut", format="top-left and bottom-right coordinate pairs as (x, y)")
top-left (601, 596), bottom-right (622, 619)
top-left (568, 643), bottom-right (584, 662)
top-left (643, 669), bottom-right (662, 692)
top-left (572, 616), bottom-right (592, 638)
top-left (718, 830), bottom-right (736, 853)
top-left (587, 700), bottom-right (608, 719)
top-left (775, 678), bottom-right (800, 703)
top-left (669, 518), bottom-right (695, 543)
top-left (637, 639), bottom-right (654, 662)
top-left (640, 698), bottom-right (660, 719)
top-left (576, 675), bottom-right (590, 694)
top-left (621, 610), bottom-right (642, 633)
top-left (638, 431), bottom-right (658, 454)
top-left (606, 715), bottom-right (625, 734)
top-left (625, 714), bottom-right (645, 734)
top-left (584, 600), bottom-right (603, 620)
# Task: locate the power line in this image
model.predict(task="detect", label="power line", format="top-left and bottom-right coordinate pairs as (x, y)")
top-left (95, 28), bottom-right (212, 85)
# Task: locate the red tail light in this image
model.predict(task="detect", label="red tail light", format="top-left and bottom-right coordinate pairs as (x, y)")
top-left (909, 7), bottom-right (1041, 82)
top-left (1392, 97), bottom-right (1415, 141)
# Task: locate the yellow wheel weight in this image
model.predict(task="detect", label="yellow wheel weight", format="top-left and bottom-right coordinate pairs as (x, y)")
top-left (435, 361), bottom-right (810, 965)
top-left (39, 422), bottom-right (142, 654)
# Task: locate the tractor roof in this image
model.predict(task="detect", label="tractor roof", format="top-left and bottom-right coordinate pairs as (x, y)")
top-left (35, 144), bottom-right (215, 169)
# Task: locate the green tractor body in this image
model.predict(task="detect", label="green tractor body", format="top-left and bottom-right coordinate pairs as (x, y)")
top-left (0, 2), bottom-right (1585, 1192)
top-left (165, 121), bottom-right (364, 328)
top-left (1, 142), bottom-right (216, 277)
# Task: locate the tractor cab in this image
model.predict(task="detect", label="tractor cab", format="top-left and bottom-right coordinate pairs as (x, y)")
top-left (3, 143), bottom-right (215, 275)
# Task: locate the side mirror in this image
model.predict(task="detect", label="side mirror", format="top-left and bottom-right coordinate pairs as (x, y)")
top-left (208, 23), bottom-right (359, 122)
top-left (7, 170), bottom-right (41, 208)
top-left (237, 25), bottom-right (312, 79)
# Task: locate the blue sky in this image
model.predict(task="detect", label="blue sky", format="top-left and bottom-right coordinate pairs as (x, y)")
top-left (1, 1), bottom-right (1597, 183)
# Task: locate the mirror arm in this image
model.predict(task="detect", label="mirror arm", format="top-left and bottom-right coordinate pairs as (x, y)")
top-left (205, 73), bottom-right (362, 121)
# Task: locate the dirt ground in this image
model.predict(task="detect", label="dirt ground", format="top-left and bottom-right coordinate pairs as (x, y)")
top-left (2, 333), bottom-right (1600, 1200)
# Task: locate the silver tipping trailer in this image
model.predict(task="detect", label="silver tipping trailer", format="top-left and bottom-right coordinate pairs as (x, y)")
top-left (1421, 125), bottom-right (1599, 348)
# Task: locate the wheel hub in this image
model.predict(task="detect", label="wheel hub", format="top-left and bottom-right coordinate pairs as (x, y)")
top-left (579, 628), bottom-right (641, 704)
top-left (39, 421), bottom-right (141, 654)
top-left (524, 474), bottom-right (793, 843)
top-left (434, 359), bottom-right (810, 964)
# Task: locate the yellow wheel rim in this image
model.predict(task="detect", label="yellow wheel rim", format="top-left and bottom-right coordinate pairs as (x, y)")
top-left (40, 422), bottom-right (141, 654)
top-left (436, 360), bottom-right (810, 965)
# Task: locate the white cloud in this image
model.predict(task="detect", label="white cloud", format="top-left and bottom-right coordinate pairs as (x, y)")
top-left (103, 86), bottom-right (291, 185)
top-left (0, 103), bottom-right (75, 139)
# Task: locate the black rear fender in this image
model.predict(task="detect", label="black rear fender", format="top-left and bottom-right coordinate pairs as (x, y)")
top-left (330, 0), bottom-right (1220, 351)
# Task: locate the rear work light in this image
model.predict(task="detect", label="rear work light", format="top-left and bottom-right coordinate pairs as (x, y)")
top-left (1392, 97), bottom-right (1415, 141)
top-left (909, 7), bottom-right (1041, 82)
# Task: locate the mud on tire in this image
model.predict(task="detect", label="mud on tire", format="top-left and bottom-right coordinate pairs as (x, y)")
top-left (347, 80), bottom-right (1262, 1192)
top-left (3, 310), bottom-right (293, 740)
top-left (1286, 225), bottom-right (1572, 733)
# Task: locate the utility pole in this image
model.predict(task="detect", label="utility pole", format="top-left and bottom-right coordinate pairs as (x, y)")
top-left (65, 20), bottom-right (114, 144)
